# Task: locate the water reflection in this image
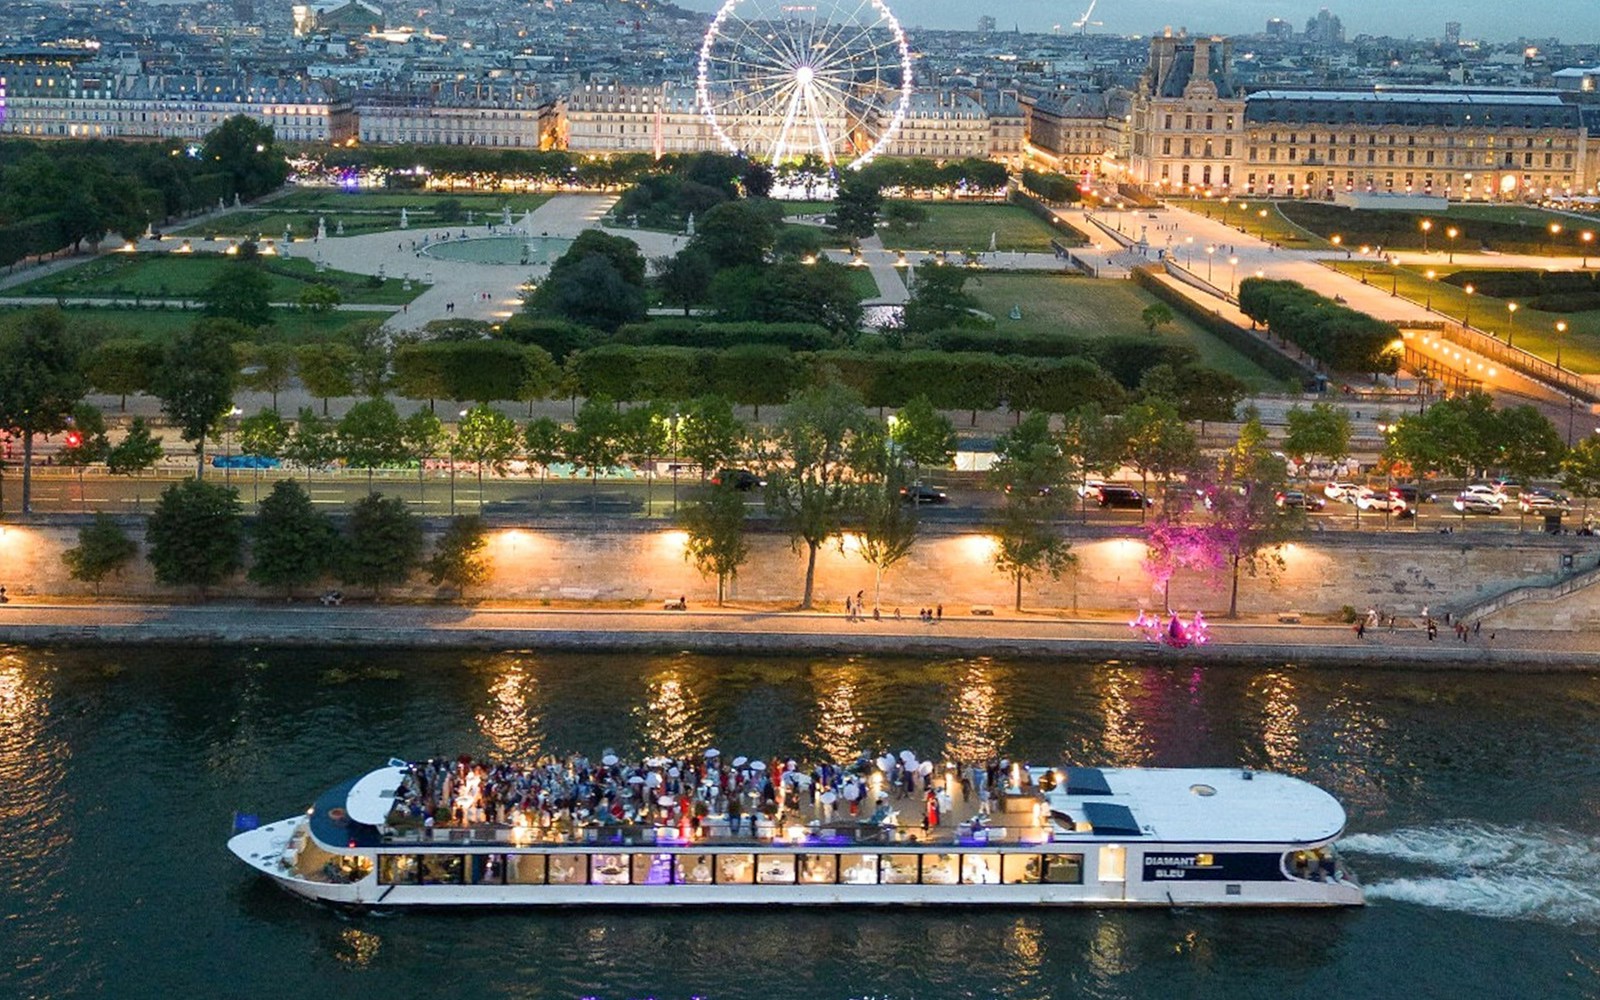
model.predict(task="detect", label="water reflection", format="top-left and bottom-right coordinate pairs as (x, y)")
top-left (943, 659), bottom-right (1012, 764)
top-left (1094, 667), bottom-right (1156, 766)
top-left (476, 659), bottom-right (545, 760)
top-left (331, 927), bottom-right (382, 969)
top-left (806, 660), bottom-right (869, 761)
top-left (1251, 670), bottom-right (1305, 775)
top-left (632, 659), bottom-right (711, 759)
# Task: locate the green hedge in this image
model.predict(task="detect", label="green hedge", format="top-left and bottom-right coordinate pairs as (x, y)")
top-left (1236, 276), bottom-right (1400, 374)
top-left (1131, 266), bottom-right (1315, 383)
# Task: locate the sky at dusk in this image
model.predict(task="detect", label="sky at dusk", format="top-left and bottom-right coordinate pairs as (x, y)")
top-left (672, 1), bottom-right (1600, 44)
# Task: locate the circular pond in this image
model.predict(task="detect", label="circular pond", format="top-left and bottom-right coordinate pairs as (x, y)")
top-left (421, 235), bottom-right (573, 265)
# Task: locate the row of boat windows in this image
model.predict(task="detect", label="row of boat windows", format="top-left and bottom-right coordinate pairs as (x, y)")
top-left (376, 852), bottom-right (1086, 887)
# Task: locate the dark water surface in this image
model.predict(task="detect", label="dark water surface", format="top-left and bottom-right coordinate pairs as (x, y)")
top-left (3, 645), bottom-right (1600, 999)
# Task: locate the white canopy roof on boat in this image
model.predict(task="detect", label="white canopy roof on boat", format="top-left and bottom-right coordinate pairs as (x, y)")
top-left (346, 764), bottom-right (409, 826)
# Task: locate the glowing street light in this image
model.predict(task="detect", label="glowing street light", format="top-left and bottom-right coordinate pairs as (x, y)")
top-left (1446, 226), bottom-right (1459, 263)
top-left (1420, 218), bottom-right (1433, 254)
top-left (1257, 207), bottom-right (1269, 240)
top-left (1506, 301), bottom-right (1519, 347)
top-left (1463, 283), bottom-right (1475, 328)
top-left (1229, 255), bottom-right (1240, 294)
top-left (1424, 269), bottom-right (1436, 310)
top-left (1556, 319), bottom-right (1569, 369)
top-left (1583, 231), bottom-right (1594, 268)
top-left (1549, 222), bottom-right (1563, 255)
top-left (1205, 244), bottom-right (1216, 282)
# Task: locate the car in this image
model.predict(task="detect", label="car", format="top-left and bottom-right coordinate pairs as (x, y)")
top-left (711, 468), bottom-right (764, 491)
top-left (899, 484), bottom-right (949, 505)
top-left (1461, 483), bottom-right (1509, 505)
top-left (1076, 480), bottom-right (1107, 499)
top-left (1275, 490), bottom-right (1326, 511)
top-left (1097, 485), bottom-right (1153, 509)
top-left (1391, 484), bottom-right (1438, 506)
top-left (1452, 492), bottom-right (1504, 514)
top-left (1323, 481), bottom-right (1361, 502)
top-left (1520, 489), bottom-right (1572, 514)
top-left (1354, 488), bottom-right (1407, 514)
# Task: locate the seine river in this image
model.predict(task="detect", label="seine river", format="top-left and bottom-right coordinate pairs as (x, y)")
top-left (4, 645), bottom-right (1600, 999)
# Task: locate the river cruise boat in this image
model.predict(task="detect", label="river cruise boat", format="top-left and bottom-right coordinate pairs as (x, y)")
top-left (228, 756), bottom-right (1363, 908)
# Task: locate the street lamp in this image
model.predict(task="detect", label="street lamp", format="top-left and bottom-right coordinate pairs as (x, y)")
top-left (1184, 235), bottom-right (1194, 265)
top-left (1420, 218), bottom-right (1433, 254)
top-left (224, 406), bottom-right (242, 486)
top-left (1583, 231), bottom-right (1594, 268)
top-left (1257, 207), bottom-right (1269, 239)
top-left (1446, 226), bottom-right (1459, 263)
top-left (1424, 269), bottom-right (1436, 309)
top-left (1549, 222), bottom-right (1563, 255)
top-left (1205, 244), bottom-right (1216, 282)
top-left (1463, 283), bottom-right (1475, 328)
top-left (1506, 301), bottom-right (1519, 347)
top-left (1229, 255), bottom-right (1239, 294)
top-left (1556, 319), bottom-right (1569, 369)
top-left (669, 410), bottom-right (682, 514)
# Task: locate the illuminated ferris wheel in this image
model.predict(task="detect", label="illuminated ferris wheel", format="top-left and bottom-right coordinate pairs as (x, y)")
top-left (696, 0), bottom-right (913, 169)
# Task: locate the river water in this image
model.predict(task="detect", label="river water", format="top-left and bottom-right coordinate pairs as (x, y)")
top-left (3, 645), bottom-right (1599, 999)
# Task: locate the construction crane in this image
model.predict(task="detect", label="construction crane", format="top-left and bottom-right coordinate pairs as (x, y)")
top-left (1072, 0), bottom-right (1102, 34)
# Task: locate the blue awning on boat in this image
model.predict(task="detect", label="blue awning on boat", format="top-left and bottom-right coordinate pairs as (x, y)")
top-left (1064, 767), bottom-right (1113, 795)
top-left (1083, 801), bottom-right (1143, 837)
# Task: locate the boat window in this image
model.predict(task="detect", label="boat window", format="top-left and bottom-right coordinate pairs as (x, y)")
top-left (716, 854), bottom-right (755, 884)
top-left (1043, 854), bottom-right (1084, 884)
top-left (590, 853), bottom-right (629, 885)
top-left (1002, 854), bottom-right (1043, 884)
top-left (632, 853), bottom-right (673, 886)
top-left (506, 853), bottom-right (546, 885)
top-left (1098, 845), bottom-right (1127, 882)
top-left (377, 854), bottom-right (419, 885)
top-left (547, 854), bottom-right (586, 885)
top-left (922, 853), bottom-right (959, 885)
top-left (757, 854), bottom-right (797, 884)
top-left (962, 853), bottom-right (1001, 885)
top-left (797, 854), bottom-right (837, 884)
top-left (420, 854), bottom-right (463, 885)
top-left (470, 854), bottom-right (505, 885)
top-left (838, 853), bottom-right (879, 885)
top-left (880, 854), bottom-right (919, 885)
top-left (675, 854), bottom-right (714, 885)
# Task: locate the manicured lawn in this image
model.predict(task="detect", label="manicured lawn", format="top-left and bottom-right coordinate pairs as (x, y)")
top-left (1325, 260), bottom-right (1600, 374)
top-left (175, 190), bottom-right (552, 238)
top-left (11, 253), bottom-right (421, 306)
top-left (1280, 201), bottom-right (1596, 256)
top-left (843, 266), bottom-right (881, 301)
top-left (0, 304), bottom-right (374, 344)
top-left (961, 272), bottom-right (1284, 387)
top-left (880, 202), bottom-right (1082, 253)
top-left (270, 189), bottom-right (554, 212)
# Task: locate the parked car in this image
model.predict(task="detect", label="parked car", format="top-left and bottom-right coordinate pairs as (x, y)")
top-left (1520, 489), bottom-right (1572, 514)
top-left (1353, 488), bottom-right (1407, 514)
top-left (1391, 484), bottom-right (1438, 506)
top-left (711, 468), bottom-right (764, 491)
top-left (1323, 481), bottom-right (1361, 502)
top-left (1461, 483), bottom-right (1510, 505)
top-left (1452, 492), bottom-right (1504, 514)
top-left (899, 484), bottom-right (949, 505)
top-left (1275, 490), bottom-right (1327, 511)
top-left (1097, 485), bottom-right (1154, 509)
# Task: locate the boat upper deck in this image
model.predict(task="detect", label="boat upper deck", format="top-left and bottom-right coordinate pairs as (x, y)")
top-left (307, 756), bottom-right (1347, 853)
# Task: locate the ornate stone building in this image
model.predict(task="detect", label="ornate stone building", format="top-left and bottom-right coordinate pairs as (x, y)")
top-left (1126, 32), bottom-right (1245, 193)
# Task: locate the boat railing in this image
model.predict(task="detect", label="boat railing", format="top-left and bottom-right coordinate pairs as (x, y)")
top-left (378, 819), bottom-right (1049, 849)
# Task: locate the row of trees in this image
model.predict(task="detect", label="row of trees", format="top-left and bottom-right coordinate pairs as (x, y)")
top-left (64, 481), bottom-right (491, 599)
top-left (1238, 277), bottom-right (1402, 375)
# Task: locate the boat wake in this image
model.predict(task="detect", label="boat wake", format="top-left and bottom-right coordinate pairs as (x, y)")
top-left (1343, 822), bottom-right (1600, 925)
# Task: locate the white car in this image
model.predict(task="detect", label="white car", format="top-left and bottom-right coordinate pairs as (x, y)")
top-left (1323, 481), bottom-right (1361, 502)
top-left (1354, 488), bottom-right (1407, 514)
top-left (1461, 484), bottom-right (1510, 506)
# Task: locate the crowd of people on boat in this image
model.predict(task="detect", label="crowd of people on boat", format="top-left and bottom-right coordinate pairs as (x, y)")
top-left (389, 750), bottom-right (1039, 841)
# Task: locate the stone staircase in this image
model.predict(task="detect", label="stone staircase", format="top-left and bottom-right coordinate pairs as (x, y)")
top-left (1450, 556), bottom-right (1600, 626)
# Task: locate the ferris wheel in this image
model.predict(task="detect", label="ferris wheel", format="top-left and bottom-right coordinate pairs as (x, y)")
top-left (696, 0), bottom-right (913, 169)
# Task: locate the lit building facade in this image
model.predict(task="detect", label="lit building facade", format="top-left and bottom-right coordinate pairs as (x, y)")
top-left (1126, 33), bottom-right (1245, 193)
top-left (357, 87), bottom-right (551, 148)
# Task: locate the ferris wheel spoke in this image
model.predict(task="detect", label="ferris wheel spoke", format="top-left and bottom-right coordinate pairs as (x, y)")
top-left (808, 0), bottom-right (880, 69)
top-left (811, 21), bottom-right (893, 76)
top-left (725, 17), bottom-right (802, 71)
top-left (771, 84), bottom-right (812, 165)
top-left (807, 0), bottom-right (876, 59)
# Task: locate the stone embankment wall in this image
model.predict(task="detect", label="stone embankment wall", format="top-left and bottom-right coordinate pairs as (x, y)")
top-left (4, 517), bottom-right (1595, 622)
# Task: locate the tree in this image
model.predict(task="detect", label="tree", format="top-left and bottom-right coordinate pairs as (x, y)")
top-left (1494, 405), bottom-right (1565, 531)
top-left (890, 394), bottom-right (956, 478)
top-left (201, 115), bottom-right (288, 200)
top-left (690, 200), bottom-right (776, 270)
top-left (1141, 303), bottom-right (1175, 333)
top-left (295, 342), bottom-right (358, 415)
top-left (523, 416), bottom-right (565, 499)
top-left (86, 338), bottom-right (159, 412)
top-left (763, 382), bottom-right (869, 608)
top-left (991, 412), bottom-right (1071, 497)
top-left (1198, 433), bottom-right (1292, 618)
top-left (285, 407), bottom-right (338, 482)
top-left (654, 249), bottom-right (715, 316)
top-left (341, 318), bottom-right (392, 399)
top-left (107, 417), bottom-right (165, 511)
top-left (1116, 399), bottom-right (1198, 519)
top-left (401, 409), bottom-right (446, 506)
top-left (993, 496), bottom-right (1074, 612)
top-left (679, 395), bottom-right (745, 481)
top-left (63, 514), bottom-right (138, 594)
top-left (1562, 436), bottom-right (1600, 522)
top-left (152, 321), bottom-right (238, 479)
top-left (849, 426), bottom-right (920, 608)
top-left (239, 341), bottom-right (296, 412)
top-left (58, 403), bottom-right (109, 513)
top-left (236, 408), bottom-right (288, 503)
top-left (426, 515), bottom-right (491, 598)
top-left (146, 479), bottom-right (244, 596)
top-left (530, 253), bottom-right (646, 331)
top-left (902, 264), bottom-right (983, 333)
top-left (248, 479), bottom-right (335, 596)
top-left (338, 398), bottom-right (407, 493)
top-left (566, 398), bottom-right (624, 506)
top-left (517, 345), bottom-right (561, 417)
top-left (201, 264), bottom-right (274, 328)
top-left (298, 283), bottom-right (341, 313)
top-left (455, 404), bottom-right (520, 510)
top-left (773, 225), bottom-right (824, 261)
top-left (680, 483), bottom-right (749, 604)
top-left (618, 404), bottom-right (670, 515)
top-left (1283, 402), bottom-right (1352, 482)
top-left (0, 308), bottom-right (87, 514)
top-left (832, 172), bottom-right (881, 241)
top-left (338, 493), bottom-right (423, 597)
